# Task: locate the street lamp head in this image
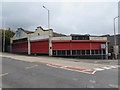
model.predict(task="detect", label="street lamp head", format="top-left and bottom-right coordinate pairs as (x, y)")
top-left (43, 5), bottom-right (49, 11)
top-left (114, 16), bottom-right (119, 19)
top-left (43, 6), bottom-right (45, 8)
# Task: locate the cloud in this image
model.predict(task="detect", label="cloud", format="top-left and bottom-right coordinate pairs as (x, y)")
top-left (1, 2), bottom-right (118, 35)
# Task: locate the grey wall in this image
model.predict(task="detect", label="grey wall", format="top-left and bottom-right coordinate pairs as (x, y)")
top-left (107, 35), bottom-right (120, 46)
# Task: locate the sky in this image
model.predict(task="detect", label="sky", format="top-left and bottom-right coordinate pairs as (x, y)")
top-left (1, 1), bottom-right (119, 35)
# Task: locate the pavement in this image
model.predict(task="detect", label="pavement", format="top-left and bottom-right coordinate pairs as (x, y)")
top-left (1, 53), bottom-right (119, 74)
top-left (1, 57), bottom-right (119, 88)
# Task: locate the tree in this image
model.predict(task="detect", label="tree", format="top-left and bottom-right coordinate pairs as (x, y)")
top-left (1, 28), bottom-right (15, 52)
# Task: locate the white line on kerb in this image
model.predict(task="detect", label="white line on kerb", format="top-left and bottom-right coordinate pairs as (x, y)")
top-left (109, 66), bottom-right (118, 68)
top-left (101, 67), bottom-right (111, 69)
top-left (93, 68), bottom-right (104, 71)
top-left (108, 84), bottom-right (118, 88)
top-left (91, 71), bottom-right (96, 74)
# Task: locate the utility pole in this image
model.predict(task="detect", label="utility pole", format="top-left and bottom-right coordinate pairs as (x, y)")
top-left (113, 16), bottom-right (119, 59)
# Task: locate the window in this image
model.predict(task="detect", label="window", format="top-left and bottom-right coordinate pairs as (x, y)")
top-left (103, 49), bottom-right (106, 54)
top-left (53, 50), bottom-right (56, 55)
top-left (72, 36), bottom-right (89, 40)
top-left (57, 50), bottom-right (62, 55)
top-left (81, 50), bottom-right (85, 55)
top-left (61, 50), bottom-right (66, 55)
top-left (100, 49), bottom-right (106, 54)
top-left (86, 50), bottom-right (90, 55)
top-left (77, 50), bottom-right (81, 55)
top-left (72, 50), bottom-right (77, 55)
top-left (95, 50), bottom-right (99, 54)
top-left (91, 50), bottom-right (95, 55)
top-left (67, 50), bottom-right (70, 55)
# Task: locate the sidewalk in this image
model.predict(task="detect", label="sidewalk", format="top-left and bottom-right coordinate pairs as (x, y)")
top-left (1, 53), bottom-right (119, 69)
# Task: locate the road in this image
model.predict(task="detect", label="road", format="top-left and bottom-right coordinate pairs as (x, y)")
top-left (2, 57), bottom-right (119, 88)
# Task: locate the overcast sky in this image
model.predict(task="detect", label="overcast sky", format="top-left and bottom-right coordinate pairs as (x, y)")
top-left (2, 1), bottom-right (118, 35)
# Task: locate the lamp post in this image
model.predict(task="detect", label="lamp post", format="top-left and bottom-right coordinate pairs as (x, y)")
top-left (43, 6), bottom-right (52, 56)
top-left (43, 6), bottom-right (50, 29)
top-left (113, 16), bottom-right (119, 59)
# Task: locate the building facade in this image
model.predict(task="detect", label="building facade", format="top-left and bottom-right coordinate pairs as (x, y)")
top-left (11, 26), bottom-right (108, 59)
top-left (103, 34), bottom-right (120, 59)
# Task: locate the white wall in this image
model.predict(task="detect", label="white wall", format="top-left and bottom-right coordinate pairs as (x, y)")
top-left (52, 36), bottom-right (72, 40)
top-left (90, 37), bottom-right (107, 40)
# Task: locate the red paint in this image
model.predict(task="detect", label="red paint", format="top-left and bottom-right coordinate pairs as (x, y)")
top-left (52, 42), bottom-right (71, 50)
top-left (52, 40), bottom-right (106, 50)
top-left (30, 39), bottom-right (49, 53)
top-left (71, 42), bottom-right (90, 49)
top-left (84, 70), bottom-right (95, 73)
top-left (91, 42), bottom-right (106, 49)
top-left (12, 42), bottom-right (28, 53)
top-left (65, 67), bottom-right (85, 71)
top-left (47, 64), bottom-right (63, 67)
top-left (12, 39), bottom-right (106, 54)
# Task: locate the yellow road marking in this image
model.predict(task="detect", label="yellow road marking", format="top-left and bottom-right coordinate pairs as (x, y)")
top-left (25, 65), bottom-right (38, 70)
top-left (0, 73), bottom-right (8, 77)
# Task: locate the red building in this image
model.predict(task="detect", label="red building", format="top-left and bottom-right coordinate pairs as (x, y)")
top-left (11, 26), bottom-right (108, 59)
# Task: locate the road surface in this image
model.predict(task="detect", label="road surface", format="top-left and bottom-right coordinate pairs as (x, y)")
top-left (1, 57), bottom-right (119, 88)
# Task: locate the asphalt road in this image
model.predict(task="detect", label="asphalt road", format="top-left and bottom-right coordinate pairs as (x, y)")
top-left (2, 57), bottom-right (119, 88)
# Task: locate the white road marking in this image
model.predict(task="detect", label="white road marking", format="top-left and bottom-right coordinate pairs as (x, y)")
top-left (93, 65), bottom-right (118, 72)
top-left (89, 80), bottom-right (96, 83)
top-left (108, 84), bottom-right (118, 88)
top-left (109, 66), bottom-right (118, 68)
top-left (101, 67), bottom-right (111, 69)
top-left (91, 70), bottom-right (96, 74)
top-left (94, 68), bottom-right (104, 71)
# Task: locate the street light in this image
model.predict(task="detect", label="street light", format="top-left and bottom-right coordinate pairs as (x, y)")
top-left (43, 6), bottom-right (50, 29)
top-left (114, 16), bottom-right (119, 45)
top-left (43, 6), bottom-right (52, 56)
top-left (113, 16), bottom-right (119, 59)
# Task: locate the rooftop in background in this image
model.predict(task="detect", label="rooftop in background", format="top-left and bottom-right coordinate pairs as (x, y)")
top-left (53, 32), bottom-right (66, 37)
top-left (18, 28), bottom-right (34, 34)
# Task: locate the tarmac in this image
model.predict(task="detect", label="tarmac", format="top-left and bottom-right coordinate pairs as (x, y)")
top-left (1, 53), bottom-right (119, 72)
